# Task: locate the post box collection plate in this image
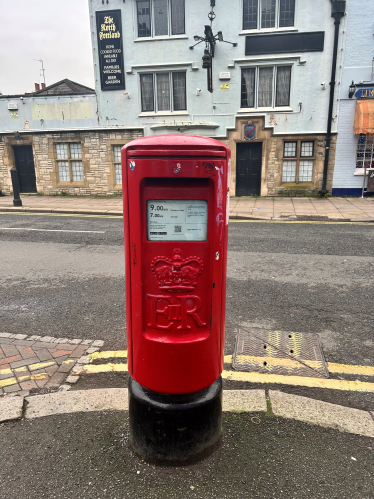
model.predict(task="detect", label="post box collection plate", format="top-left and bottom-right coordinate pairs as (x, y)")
top-left (147, 199), bottom-right (208, 241)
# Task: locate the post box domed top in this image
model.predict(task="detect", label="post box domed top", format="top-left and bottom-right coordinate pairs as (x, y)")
top-left (123, 134), bottom-right (229, 157)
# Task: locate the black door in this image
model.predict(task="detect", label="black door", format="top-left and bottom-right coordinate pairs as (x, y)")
top-left (236, 142), bottom-right (262, 196)
top-left (13, 146), bottom-right (37, 193)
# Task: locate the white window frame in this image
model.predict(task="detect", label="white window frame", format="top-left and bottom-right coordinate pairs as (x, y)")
top-left (55, 142), bottom-right (84, 183)
top-left (281, 140), bottom-right (315, 183)
top-left (139, 71), bottom-right (187, 115)
top-left (354, 133), bottom-right (374, 176)
top-left (113, 146), bottom-right (123, 186)
top-left (135, 0), bottom-right (185, 39)
top-left (240, 64), bottom-right (292, 111)
top-left (242, 0), bottom-right (297, 33)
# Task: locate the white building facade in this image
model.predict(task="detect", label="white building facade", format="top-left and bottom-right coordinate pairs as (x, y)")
top-left (332, 0), bottom-right (374, 196)
top-left (88, 0), bottom-right (346, 196)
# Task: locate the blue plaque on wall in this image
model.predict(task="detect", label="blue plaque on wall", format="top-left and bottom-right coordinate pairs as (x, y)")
top-left (96, 10), bottom-right (125, 91)
top-left (355, 88), bottom-right (374, 99)
top-left (244, 125), bottom-right (256, 141)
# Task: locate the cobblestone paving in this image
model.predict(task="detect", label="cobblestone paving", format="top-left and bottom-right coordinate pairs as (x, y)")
top-left (0, 333), bottom-right (104, 397)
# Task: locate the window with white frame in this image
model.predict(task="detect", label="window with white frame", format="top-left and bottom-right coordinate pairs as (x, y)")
top-left (137, 0), bottom-right (185, 38)
top-left (282, 140), bottom-right (315, 183)
top-left (140, 72), bottom-right (187, 113)
top-left (243, 0), bottom-right (295, 30)
top-left (356, 134), bottom-right (374, 170)
top-left (56, 143), bottom-right (84, 182)
top-left (241, 66), bottom-right (291, 109)
top-left (113, 146), bottom-right (123, 185)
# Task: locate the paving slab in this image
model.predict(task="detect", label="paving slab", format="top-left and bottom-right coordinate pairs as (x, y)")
top-left (0, 395), bottom-right (24, 422)
top-left (269, 390), bottom-right (374, 438)
top-left (222, 389), bottom-right (267, 412)
top-left (25, 388), bottom-right (128, 418)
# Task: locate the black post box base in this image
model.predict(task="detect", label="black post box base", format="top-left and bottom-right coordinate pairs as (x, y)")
top-left (128, 376), bottom-right (222, 464)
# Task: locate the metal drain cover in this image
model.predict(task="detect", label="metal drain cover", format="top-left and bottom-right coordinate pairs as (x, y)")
top-left (232, 328), bottom-right (329, 379)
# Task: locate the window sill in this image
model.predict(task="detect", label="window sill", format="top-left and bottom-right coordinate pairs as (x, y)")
top-left (280, 182), bottom-right (314, 187)
top-left (354, 168), bottom-right (374, 176)
top-left (238, 107), bottom-right (293, 113)
top-left (240, 27), bottom-right (298, 36)
top-left (56, 181), bottom-right (86, 186)
top-left (134, 35), bottom-right (188, 43)
top-left (282, 157), bottom-right (316, 161)
top-left (139, 111), bottom-right (189, 117)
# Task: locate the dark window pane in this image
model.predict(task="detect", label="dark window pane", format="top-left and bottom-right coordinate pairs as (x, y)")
top-left (172, 72), bottom-right (186, 110)
top-left (276, 66), bottom-right (291, 106)
top-left (279, 0), bottom-right (295, 27)
top-left (171, 0), bottom-right (185, 35)
top-left (284, 142), bottom-right (297, 157)
top-left (137, 0), bottom-right (151, 37)
top-left (156, 73), bottom-right (171, 111)
top-left (261, 0), bottom-right (276, 28)
top-left (140, 74), bottom-right (154, 111)
top-left (241, 68), bottom-right (256, 108)
top-left (258, 67), bottom-right (273, 107)
top-left (154, 0), bottom-right (168, 36)
top-left (243, 0), bottom-right (258, 30)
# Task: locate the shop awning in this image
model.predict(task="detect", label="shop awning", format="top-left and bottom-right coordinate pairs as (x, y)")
top-left (354, 100), bottom-right (374, 134)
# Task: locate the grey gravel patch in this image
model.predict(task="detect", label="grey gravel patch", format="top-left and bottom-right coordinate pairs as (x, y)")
top-left (0, 396), bottom-right (24, 422)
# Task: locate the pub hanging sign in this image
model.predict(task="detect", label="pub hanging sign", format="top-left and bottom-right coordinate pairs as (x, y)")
top-left (355, 88), bottom-right (374, 99)
top-left (96, 10), bottom-right (125, 91)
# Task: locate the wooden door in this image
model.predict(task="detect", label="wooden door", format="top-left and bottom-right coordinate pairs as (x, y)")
top-left (236, 142), bottom-right (262, 196)
top-left (13, 146), bottom-right (37, 193)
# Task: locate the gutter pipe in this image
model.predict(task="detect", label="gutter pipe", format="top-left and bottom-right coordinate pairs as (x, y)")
top-left (320, 0), bottom-right (346, 196)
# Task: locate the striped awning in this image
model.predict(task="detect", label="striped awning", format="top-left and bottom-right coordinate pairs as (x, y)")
top-left (354, 100), bottom-right (374, 134)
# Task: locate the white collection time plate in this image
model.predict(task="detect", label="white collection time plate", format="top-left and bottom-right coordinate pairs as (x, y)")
top-left (147, 200), bottom-right (208, 241)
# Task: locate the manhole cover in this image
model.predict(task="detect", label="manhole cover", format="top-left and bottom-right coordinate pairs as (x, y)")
top-left (232, 328), bottom-right (329, 379)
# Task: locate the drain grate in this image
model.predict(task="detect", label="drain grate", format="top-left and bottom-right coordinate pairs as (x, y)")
top-left (232, 328), bottom-right (329, 379)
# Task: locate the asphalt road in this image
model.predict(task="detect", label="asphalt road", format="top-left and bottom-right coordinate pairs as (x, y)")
top-left (0, 411), bottom-right (373, 499)
top-left (1, 214), bottom-right (374, 409)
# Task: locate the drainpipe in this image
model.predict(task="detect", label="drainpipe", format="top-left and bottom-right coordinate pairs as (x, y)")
top-left (320, 0), bottom-right (346, 196)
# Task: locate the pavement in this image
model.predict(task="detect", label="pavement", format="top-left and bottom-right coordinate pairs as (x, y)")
top-left (1, 193), bottom-right (374, 221)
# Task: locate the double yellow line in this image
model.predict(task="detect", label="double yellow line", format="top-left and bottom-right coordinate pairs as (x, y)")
top-left (76, 351), bottom-right (374, 394)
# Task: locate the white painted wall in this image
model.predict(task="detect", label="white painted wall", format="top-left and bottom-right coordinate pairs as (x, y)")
top-left (88, 0), bottom-right (342, 138)
top-left (0, 95), bottom-right (98, 132)
top-left (333, 0), bottom-right (374, 193)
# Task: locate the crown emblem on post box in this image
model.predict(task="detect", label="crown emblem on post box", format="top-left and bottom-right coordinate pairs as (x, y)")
top-left (151, 249), bottom-right (204, 292)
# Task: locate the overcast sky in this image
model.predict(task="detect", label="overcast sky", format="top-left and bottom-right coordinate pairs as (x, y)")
top-left (0, 0), bottom-right (95, 95)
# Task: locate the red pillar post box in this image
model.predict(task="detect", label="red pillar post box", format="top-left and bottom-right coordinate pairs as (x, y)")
top-left (122, 135), bottom-right (231, 462)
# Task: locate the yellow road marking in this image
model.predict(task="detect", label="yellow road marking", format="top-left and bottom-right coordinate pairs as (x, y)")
top-left (0, 211), bottom-right (372, 225)
top-left (328, 362), bottom-right (374, 376)
top-left (31, 373), bottom-right (48, 380)
top-left (224, 355), bottom-right (374, 376)
top-left (0, 212), bottom-right (121, 219)
top-left (62, 359), bottom-right (76, 365)
top-left (89, 350), bottom-right (127, 360)
top-left (0, 367), bottom-right (13, 375)
top-left (222, 370), bottom-right (374, 393)
top-left (235, 355), bottom-right (324, 370)
top-left (0, 377), bottom-right (18, 388)
top-left (81, 363), bottom-right (128, 374)
top-left (230, 220), bottom-right (374, 225)
top-left (28, 361), bottom-right (56, 371)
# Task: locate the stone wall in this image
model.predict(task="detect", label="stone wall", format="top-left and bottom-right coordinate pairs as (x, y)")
top-left (0, 129), bottom-right (143, 196)
top-left (226, 118), bottom-right (336, 197)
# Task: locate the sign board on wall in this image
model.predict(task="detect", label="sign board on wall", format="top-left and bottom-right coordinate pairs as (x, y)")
top-left (96, 10), bottom-right (125, 91)
top-left (355, 88), bottom-right (374, 99)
